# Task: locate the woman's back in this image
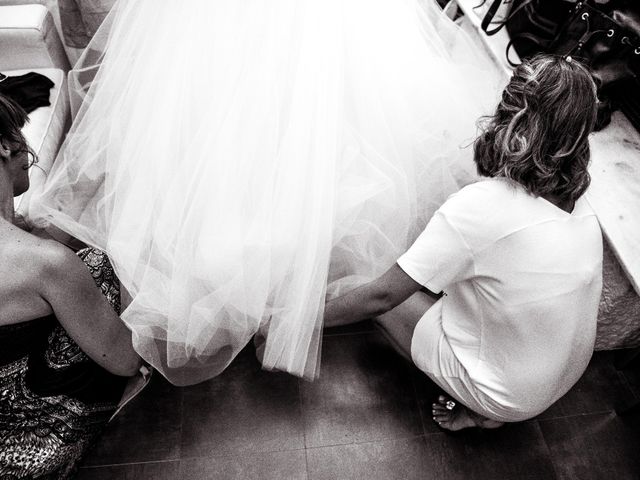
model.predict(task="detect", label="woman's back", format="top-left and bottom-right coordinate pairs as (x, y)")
top-left (0, 224), bottom-right (62, 326)
top-left (406, 178), bottom-right (603, 418)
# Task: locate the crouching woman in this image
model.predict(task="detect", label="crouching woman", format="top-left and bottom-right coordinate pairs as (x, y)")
top-left (0, 94), bottom-right (142, 478)
top-left (324, 54), bottom-right (602, 430)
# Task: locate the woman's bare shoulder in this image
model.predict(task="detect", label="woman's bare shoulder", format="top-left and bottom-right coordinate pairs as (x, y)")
top-left (0, 231), bottom-right (74, 326)
top-left (1, 228), bottom-right (79, 287)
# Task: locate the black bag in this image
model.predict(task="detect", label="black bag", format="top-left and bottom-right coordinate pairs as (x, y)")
top-left (588, 4), bottom-right (640, 130)
top-left (549, 3), bottom-right (640, 87)
top-left (481, 0), bottom-right (640, 131)
top-left (546, 1), bottom-right (640, 129)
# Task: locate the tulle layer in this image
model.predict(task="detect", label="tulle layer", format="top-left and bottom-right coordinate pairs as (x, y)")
top-left (31, 0), bottom-right (499, 385)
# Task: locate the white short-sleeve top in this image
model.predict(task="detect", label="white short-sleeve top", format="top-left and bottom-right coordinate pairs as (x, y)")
top-left (397, 177), bottom-right (603, 416)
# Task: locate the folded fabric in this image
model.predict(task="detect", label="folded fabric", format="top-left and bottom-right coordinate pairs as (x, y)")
top-left (0, 72), bottom-right (54, 113)
top-left (59, 0), bottom-right (116, 48)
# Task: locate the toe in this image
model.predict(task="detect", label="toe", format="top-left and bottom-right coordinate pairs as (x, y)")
top-left (433, 408), bottom-right (451, 420)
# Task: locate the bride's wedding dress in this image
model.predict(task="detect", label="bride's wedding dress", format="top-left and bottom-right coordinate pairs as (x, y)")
top-left (31, 0), bottom-right (499, 385)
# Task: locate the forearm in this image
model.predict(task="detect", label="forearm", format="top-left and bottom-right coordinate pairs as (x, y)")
top-left (324, 283), bottom-right (390, 327)
top-left (43, 244), bottom-right (142, 376)
top-left (324, 264), bottom-right (424, 328)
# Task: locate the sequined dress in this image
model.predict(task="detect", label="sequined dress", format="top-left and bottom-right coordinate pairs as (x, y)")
top-left (0, 249), bottom-right (127, 479)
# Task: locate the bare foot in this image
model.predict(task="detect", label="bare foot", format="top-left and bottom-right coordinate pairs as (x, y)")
top-left (431, 395), bottom-right (504, 431)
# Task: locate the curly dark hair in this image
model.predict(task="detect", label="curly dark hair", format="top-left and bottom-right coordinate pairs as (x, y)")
top-left (474, 54), bottom-right (598, 203)
top-left (0, 94), bottom-right (28, 146)
top-left (0, 93), bottom-right (36, 169)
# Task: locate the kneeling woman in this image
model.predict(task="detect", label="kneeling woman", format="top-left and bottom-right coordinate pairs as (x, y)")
top-left (0, 94), bottom-right (142, 477)
top-left (324, 54), bottom-right (602, 430)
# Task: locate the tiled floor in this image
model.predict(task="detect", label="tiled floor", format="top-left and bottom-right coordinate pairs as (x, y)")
top-left (77, 321), bottom-right (640, 480)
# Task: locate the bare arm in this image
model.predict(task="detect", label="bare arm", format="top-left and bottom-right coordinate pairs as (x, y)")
top-left (324, 263), bottom-right (424, 327)
top-left (37, 243), bottom-right (142, 377)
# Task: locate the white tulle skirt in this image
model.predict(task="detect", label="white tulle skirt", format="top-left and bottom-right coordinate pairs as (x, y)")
top-left (31, 0), bottom-right (500, 385)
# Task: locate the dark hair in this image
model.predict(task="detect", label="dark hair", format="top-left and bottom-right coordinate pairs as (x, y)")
top-left (0, 94), bottom-right (28, 145)
top-left (473, 54), bottom-right (598, 203)
top-left (0, 94), bottom-right (36, 168)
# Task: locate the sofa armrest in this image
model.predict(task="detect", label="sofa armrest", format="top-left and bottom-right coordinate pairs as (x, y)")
top-left (0, 4), bottom-right (70, 71)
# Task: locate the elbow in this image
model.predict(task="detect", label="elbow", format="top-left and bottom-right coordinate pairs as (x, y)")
top-left (105, 330), bottom-right (144, 377)
top-left (122, 355), bottom-right (144, 377)
top-left (110, 353), bottom-right (143, 377)
top-left (369, 290), bottom-right (396, 318)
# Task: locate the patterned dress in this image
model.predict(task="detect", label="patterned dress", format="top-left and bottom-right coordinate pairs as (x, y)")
top-left (0, 249), bottom-right (128, 479)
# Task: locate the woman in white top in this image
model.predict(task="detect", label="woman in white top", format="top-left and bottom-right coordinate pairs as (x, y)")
top-left (324, 54), bottom-right (602, 430)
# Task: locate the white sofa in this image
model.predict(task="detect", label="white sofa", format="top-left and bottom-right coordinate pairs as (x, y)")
top-left (0, 3), bottom-right (70, 220)
top-left (0, 0), bottom-right (116, 64)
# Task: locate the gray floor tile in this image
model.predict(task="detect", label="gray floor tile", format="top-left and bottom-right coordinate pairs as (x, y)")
top-left (617, 350), bottom-right (640, 401)
top-left (75, 334), bottom-right (640, 479)
top-left (421, 421), bottom-right (556, 480)
top-left (180, 346), bottom-right (304, 458)
top-left (82, 374), bottom-right (183, 466)
top-left (539, 412), bottom-right (640, 480)
top-left (300, 332), bottom-right (423, 448)
top-left (537, 351), bottom-right (632, 420)
top-left (306, 437), bottom-right (434, 480)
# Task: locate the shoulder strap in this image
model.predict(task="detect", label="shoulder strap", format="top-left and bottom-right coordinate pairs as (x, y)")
top-left (482, 0), bottom-right (536, 36)
top-left (481, 0), bottom-right (507, 35)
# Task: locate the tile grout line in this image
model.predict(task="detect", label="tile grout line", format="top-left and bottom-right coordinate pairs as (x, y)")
top-left (178, 446), bottom-right (309, 463)
top-left (86, 446), bottom-right (313, 469)
top-left (79, 458), bottom-right (179, 469)
top-left (297, 377), bottom-right (311, 480)
top-left (617, 366), bottom-right (640, 402)
top-left (304, 448), bottom-right (312, 480)
top-left (533, 419), bottom-right (563, 480)
top-left (536, 409), bottom-right (618, 424)
top-left (304, 432), bottom-right (429, 452)
top-left (177, 382), bottom-right (185, 470)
